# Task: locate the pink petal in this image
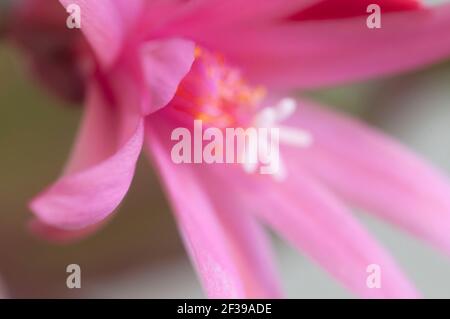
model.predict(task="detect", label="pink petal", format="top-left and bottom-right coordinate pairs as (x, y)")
top-left (291, 0), bottom-right (420, 20)
top-left (9, 0), bottom-right (86, 103)
top-left (145, 115), bottom-right (282, 298)
top-left (140, 38), bottom-right (196, 114)
top-left (58, 0), bottom-right (143, 67)
top-left (290, 99), bottom-right (450, 256)
top-left (187, 4), bottom-right (450, 90)
top-left (30, 78), bottom-right (143, 230)
top-left (200, 163), bottom-right (419, 298)
top-left (109, 0), bottom-right (143, 29)
top-left (28, 218), bottom-right (106, 243)
top-left (152, 0), bottom-right (419, 37)
top-left (159, 0), bottom-right (316, 33)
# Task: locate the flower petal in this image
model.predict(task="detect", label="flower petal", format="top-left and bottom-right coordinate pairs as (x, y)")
top-left (160, 0), bottom-right (316, 33)
top-left (156, 0), bottom-right (420, 38)
top-left (28, 218), bottom-right (106, 243)
top-left (290, 99), bottom-right (450, 256)
top-left (145, 115), bottom-right (282, 298)
top-left (58, 0), bottom-right (143, 67)
top-left (291, 0), bottom-right (420, 21)
top-left (201, 163), bottom-right (419, 298)
top-left (30, 78), bottom-right (143, 230)
top-left (9, 0), bottom-right (86, 103)
top-left (140, 38), bottom-right (196, 114)
top-left (191, 4), bottom-right (450, 90)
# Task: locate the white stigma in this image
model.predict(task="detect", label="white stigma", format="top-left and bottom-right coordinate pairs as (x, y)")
top-left (242, 98), bottom-right (313, 181)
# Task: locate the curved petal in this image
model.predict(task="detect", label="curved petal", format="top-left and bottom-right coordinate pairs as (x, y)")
top-left (30, 79), bottom-right (144, 230)
top-left (28, 218), bottom-right (106, 243)
top-left (27, 218), bottom-right (105, 245)
top-left (58, 0), bottom-right (143, 67)
top-left (291, 0), bottom-right (420, 21)
top-left (161, 0), bottom-right (419, 36)
top-left (289, 99), bottom-right (450, 256)
top-left (145, 115), bottom-right (282, 298)
top-left (187, 4), bottom-right (450, 90)
top-left (159, 0), bottom-right (317, 33)
top-left (140, 38), bottom-right (196, 114)
top-left (200, 163), bottom-right (419, 298)
top-left (9, 0), bottom-right (86, 103)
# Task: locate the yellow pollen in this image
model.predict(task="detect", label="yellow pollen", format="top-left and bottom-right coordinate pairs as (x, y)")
top-left (173, 47), bottom-right (266, 127)
top-left (194, 46), bottom-right (203, 58)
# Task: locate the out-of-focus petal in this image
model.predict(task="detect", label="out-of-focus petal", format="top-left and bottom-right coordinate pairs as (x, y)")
top-left (28, 218), bottom-right (105, 243)
top-left (140, 38), bottom-right (196, 114)
top-left (30, 78), bottom-right (143, 230)
top-left (291, 0), bottom-right (420, 20)
top-left (145, 115), bottom-right (282, 298)
top-left (153, 0), bottom-right (420, 38)
top-left (200, 163), bottom-right (419, 298)
top-left (9, 0), bottom-right (86, 103)
top-left (290, 99), bottom-right (450, 256)
top-left (58, 0), bottom-right (143, 67)
top-left (159, 0), bottom-right (316, 33)
top-left (189, 4), bottom-right (450, 90)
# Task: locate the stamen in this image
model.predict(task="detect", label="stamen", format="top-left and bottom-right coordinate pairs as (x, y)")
top-left (170, 47), bottom-right (313, 181)
top-left (276, 98), bottom-right (297, 121)
top-left (279, 126), bottom-right (313, 147)
top-left (241, 140), bottom-right (259, 174)
top-left (243, 98), bottom-right (313, 182)
top-left (172, 47), bottom-right (266, 127)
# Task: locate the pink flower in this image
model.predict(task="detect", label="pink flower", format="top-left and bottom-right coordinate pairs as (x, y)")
top-left (8, 0), bottom-right (450, 298)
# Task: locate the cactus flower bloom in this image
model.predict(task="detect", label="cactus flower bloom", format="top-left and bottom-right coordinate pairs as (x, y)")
top-left (6, 0), bottom-right (450, 298)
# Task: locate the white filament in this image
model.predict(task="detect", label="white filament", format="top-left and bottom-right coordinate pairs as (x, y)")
top-left (242, 98), bottom-right (312, 181)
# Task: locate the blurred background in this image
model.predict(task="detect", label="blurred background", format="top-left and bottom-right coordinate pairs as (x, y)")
top-left (1, 1), bottom-right (450, 298)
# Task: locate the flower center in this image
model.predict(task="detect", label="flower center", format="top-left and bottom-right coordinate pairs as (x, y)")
top-left (172, 47), bottom-right (266, 127)
top-left (171, 47), bottom-right (312, 181)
